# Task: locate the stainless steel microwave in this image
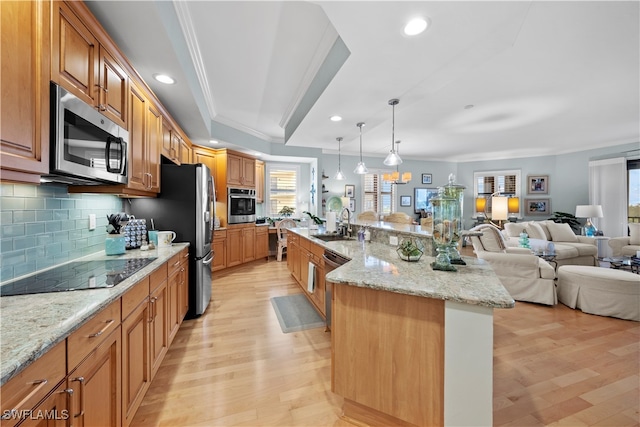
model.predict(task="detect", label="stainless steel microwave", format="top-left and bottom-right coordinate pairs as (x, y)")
top-left (45, 83), bottom-right (128, 185)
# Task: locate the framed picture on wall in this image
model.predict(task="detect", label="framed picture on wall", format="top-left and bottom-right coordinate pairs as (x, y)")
top-left (525, 198), bottom-right (551, 215)
top-left (421, 173), bottom-right (432, 185)
top-left (345, 184), bottom-right (355, 198)
top-left (414, 188), bottom-right (439, 214)
top-left (400, 195), bottom-right (411, 207)
top-left (527, 175), bottom-right (549, 194)
top-left (349, 198), bottom-right (355, 212)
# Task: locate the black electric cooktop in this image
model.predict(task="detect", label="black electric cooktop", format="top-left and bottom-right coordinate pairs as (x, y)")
top-left (0, 258), bottom-right (157, 297)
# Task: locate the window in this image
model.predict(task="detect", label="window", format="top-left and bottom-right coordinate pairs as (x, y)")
top-left (628, 159), bottom-right (639, 223)
top-left (473, 170), bottom-right (521, 215)
top-left (363, 172), bottom-right (396, 214)
top-left (266, 164), bottom-right (299, 216)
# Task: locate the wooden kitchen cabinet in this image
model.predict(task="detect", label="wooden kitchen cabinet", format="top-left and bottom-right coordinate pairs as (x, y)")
top-left (212, 229), bottom-right (227, 272)
top-left (68, 326), bottom-right (121, 427)
top-left (287, 234), bottom-right (301, 282)
top-left (179, 138), bottom-right (191, 164)
top-left (227, 153), bottom-right (255, 187)
top-left (149, 268), bottom-right (168, 380)
top-left (178, 251), bottom-right (189, 322)
top-left (52, 1), bottom-right (128, 128)
top-left (17, 381), bottom-right (72, 427)
top-left (286, 235), bottom-right (325, 317)
top-left (192, 147), bottom-right (216, 178)
top-left (255, 226), bottom-right (269, 260)
top-left (242, 227), bottom-right (255, 263)
top-left (226, 226), bottom-right (243, 268)
top-left (255, 160), bottom-right (265, 203)
top-left (0, 0), bottom-right (51, 183)
top-left (167, 248), bottom-right (189, 344)
top-left (162, 119), bottom-right (189, 165)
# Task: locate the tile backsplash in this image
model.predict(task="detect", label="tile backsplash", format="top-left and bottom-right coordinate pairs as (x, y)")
top-left (0, 183), bottom-right (124, 282)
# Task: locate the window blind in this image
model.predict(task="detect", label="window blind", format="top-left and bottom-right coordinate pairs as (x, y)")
top-left (268, 168), bottom-right (297, 216)
top-left (363, 172), bottom-right (395, 214)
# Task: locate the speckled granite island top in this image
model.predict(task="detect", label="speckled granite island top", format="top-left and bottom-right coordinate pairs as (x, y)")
top-left (0, 243), bottom-right (189, 386)
top-left (293, 228), bottom-right (515, 309)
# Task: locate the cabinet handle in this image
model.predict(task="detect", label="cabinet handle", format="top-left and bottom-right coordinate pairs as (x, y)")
top-left (71, 376), bottom-right (85, 417)
top-left (63, 388), bottom-right (74, 427)
top-left (95, 84), bottom-right (108, 93)
top-left (1, 379), bottom-right (48, 419)
top-left (88, 319), bottom-right (115, 338)
top-left (173, 260), bottom-right (181, 267)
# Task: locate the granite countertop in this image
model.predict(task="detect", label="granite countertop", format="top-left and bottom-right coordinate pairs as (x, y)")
top-left (0, 243), bottom-right (189, 386)
top-left (292, 228), bottom-right (515, 310)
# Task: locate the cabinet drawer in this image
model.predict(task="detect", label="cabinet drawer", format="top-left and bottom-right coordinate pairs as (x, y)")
top-left (167, 249), bottom-right (188, 277)
top-left (214, 229), bottom-right (227, 240)
top-left (1, 340), bottom-right (66, 418)
top-left (67, 298), bottom-right (121, 370)
top-left (150, 263), bottom-right (167, 293)
top-left (255, 226), bottom-right (268, 235)
top-left (122, 277), bottom-right (150, 321)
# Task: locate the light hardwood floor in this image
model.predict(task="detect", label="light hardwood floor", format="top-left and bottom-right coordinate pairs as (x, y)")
top-left (132, 256), bottom-right (639, 426)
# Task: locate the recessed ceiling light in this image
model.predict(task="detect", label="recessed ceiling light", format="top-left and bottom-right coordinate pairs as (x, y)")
top-left (209, 139), bottom-right (219, 144)
top-left (330, 115), bottom-right (342, 122)
top-left (464, 104), bottom-right (475, 109)
top-left (153, 74), bottom-right (175, 84)
top-left (404, 18), bottom-right (429, 36)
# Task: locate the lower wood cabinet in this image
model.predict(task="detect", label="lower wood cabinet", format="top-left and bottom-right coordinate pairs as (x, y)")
top-left (149, 276), bottom-right (168, 380)
top-left (18, 381), bottom-right (72, 427)
top-left (212, 230), bottom-right (227, 272)
top-left (255, 226), bottom-right (269, 260)
top-left (286, 234), bottom-right (326, 317)
top-left (226, 227), bottom-right (243, 267)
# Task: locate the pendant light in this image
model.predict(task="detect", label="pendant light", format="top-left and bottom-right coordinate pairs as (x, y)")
top-left (334, 137), bottom-right (345, 180)
top-left (382, 141), bottom-right (412, 184)
top-left (384, 98), bottom-right (403, 166)
top-left (353, 122), bottom-right (368, 174)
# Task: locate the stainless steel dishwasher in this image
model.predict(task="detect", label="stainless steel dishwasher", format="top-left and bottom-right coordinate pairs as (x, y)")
top-left (322, 249), bottom-right (350, 330)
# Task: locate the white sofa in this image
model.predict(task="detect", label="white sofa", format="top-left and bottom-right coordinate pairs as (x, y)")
top-left (503, 220), bottom-right (598, 267)
top-left (469, 224), bottom-right (557, 305)
top-left (608, 223), bottom-right (640, 257)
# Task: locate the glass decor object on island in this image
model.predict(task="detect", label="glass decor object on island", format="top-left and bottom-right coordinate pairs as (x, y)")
top-left (441, 174), bottom-right (466, 265)
top-left (430, 187), bottom-right (459, 271)
top-left (396, 237), bottom-right (424, 262)
top-left (519, 232), bottom-right (530, 249)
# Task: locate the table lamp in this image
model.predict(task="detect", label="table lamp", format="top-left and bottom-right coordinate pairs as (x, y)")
top-left (575, 205), bottom-right (603, 237)
top-left (507, 197), bottom-right (520, 222)
top-left (491, 195), bottom-right (509, 228)
top-left (475, 197), bottom-right (486, 221)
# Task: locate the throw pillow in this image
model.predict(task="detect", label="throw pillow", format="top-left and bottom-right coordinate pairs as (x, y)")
top-left (477, 225), bottom-right (507, 252)
top-left (504, 222), bottom-right (527, 238)
top-left (630, 223), bottom-right (640, 245)
top-left (525, 222), bottom-right (547, 240)
top-left (546, 222), bottom-right (578, 242)
top-left (537, 221), bottom-right (554, 240)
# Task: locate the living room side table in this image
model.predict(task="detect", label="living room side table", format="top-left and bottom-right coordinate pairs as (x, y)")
top-left (593, 236), bottom-right (611, 259)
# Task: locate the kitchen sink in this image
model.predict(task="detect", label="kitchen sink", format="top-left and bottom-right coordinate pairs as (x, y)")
top-left (311, 233), bottom-right (354, 242)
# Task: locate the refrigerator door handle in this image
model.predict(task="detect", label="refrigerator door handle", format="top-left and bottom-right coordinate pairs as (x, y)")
top-left (203, 251), bottom-right (215, 265)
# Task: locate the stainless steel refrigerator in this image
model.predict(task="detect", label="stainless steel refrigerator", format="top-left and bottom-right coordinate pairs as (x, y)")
top-left (129, 163), bottom-right (215, 318)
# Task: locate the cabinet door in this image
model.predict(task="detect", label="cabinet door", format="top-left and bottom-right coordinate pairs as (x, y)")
top-left (18, 382), bottom-right (72, 427)
top-left (226, 154), bottom-right (243, 186)
top-left (0, 0), bottom-right (51, 181)
top-left (242, 227), bottom-right (255, 263)
top-left (308, 263), bottom-right (325, 316)
top-left (167, 268), bottom-right (180, 345)
top-left (146, 102), bottom-right (162, 193)
top-left (226, 228), bottom-right (243, 267)
top-left (255, 228), bottom-right (268, 260)
top-left (179, 138), bottom-right (191, 164)
top-left (241, 157), bottom-right (256, 186)
top-left (179, 258), bottom-right (189, 321)
top-left (127, 81), bottom-right (147, 192)
top-left (98, 48), bottom-right (127, 128)
top-left (300, 249), bottom-right (310, 290)
top-left (255, 160), bottom-right (265, 203)
top-left (69, 326), bottom-right (121, 427)
top-left (212, 238), bottom-right (227, 272)
top-left (52, 1), bottom-right (98, 106)
top-left (149, 281), bottom-right (168, 379)
top-left (121, 298), bottom-right (150, 427)
top-left (192, 148), bottom-right (216, 176)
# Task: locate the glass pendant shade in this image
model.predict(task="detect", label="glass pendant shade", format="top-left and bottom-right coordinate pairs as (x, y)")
top-left (354, 122), bottom-right (368, 174)
top-left (335, 137), bottom-right (345, 180)
top-left (384, 99), bottom-right (403, 166)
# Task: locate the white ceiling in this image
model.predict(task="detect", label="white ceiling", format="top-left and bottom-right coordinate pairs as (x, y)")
top-left (85, 1), bottom-right (639, 162)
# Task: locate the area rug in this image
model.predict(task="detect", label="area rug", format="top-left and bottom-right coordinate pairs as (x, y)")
top-left (270, 294), bottom-right (325, 333)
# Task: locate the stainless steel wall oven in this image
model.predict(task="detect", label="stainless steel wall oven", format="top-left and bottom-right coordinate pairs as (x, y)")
top-left (228, 188), bottom-right (256, 224)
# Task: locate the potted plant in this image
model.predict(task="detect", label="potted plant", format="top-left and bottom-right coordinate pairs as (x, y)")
top-left (396, 238), bottom-right (424, 262)
top-left (548, 211), bottom-right (581, 232)
top-left (278, 206), bottom-right (295, 217)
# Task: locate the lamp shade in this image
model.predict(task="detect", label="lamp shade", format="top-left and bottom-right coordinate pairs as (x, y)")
top-left (475, 197), bottom-right (486, 213)
top-left (575, 205), bottom-right (603, 218)
top-left (508, 197), bottom-right (520, 214)
top-left (492, 196), bottom-right (509, 221)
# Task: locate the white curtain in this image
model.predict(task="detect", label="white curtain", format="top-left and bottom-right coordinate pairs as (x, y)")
top-left (588, 157), bottom-right (627, 237)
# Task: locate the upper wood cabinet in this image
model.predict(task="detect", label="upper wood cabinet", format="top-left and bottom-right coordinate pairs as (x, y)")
top-left (256, 159), bottom-right (265, 203)
top-left (0, 0), bottom-right (51, 183)
top-left (226, 152), bottom-right (256, 187)
top-left (179, 138), bottom-right (191, 164)
top-left (161, 119), bottom-right (185, 165)
top-left (192, 147), bottom-right (216, 177)
top-left (52, 1), bottom-right (128, 128)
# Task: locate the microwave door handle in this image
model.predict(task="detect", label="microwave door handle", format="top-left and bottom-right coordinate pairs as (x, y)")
top-left (105, 136), bottom-right (126, 174)
top-left (118, 139), bottom-right (127, 175)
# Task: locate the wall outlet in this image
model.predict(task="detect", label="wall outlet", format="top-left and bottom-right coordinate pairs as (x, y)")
top-left (88, 214), bottom-right (96, 230)
top-left (389, 235), bottom-right (398, 246)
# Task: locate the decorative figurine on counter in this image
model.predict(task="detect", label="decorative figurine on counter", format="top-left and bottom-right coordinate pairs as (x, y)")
top-left (519, 232), bottom-right (530, 249)
top-left (430, 187), bottom-right (458, 271)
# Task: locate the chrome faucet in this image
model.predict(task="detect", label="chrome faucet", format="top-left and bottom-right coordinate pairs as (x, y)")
top-left (338, 207), bottom-right (352, 237)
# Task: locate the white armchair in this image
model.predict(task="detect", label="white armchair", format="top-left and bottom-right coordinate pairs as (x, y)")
top-left (608, 223), bottom-right (640, 257)
top-left (469, 224), bottom-right (557, 305)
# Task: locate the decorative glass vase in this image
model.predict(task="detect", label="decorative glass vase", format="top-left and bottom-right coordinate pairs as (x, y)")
top-left (519, 232), bottom-right (530, 248)
top-left (442, 174), bottom-right (466, 265)
top-left (431, 187), bottom-right (459, 272)
top-left (105, 234), bottom-right (126, 255)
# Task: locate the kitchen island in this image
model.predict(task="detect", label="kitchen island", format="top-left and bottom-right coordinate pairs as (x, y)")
top-left (291, 227), bottom-right (514, 427)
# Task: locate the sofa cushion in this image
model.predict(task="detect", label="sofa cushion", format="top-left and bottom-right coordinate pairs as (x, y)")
top-left (504, 222), bottom-right (527, 238)
top-left (479, 226), bottom-right (506, 252)
top-left (630, 223), bottom-right (640, 245)
top-left (526, 222), bottom-right (547, 240)
top-left (537, 221), bottom-right (554, 240)
top-left (547, 222), bottom-right (578, 242)
top-left (552, 244), bottom-right (579, 260)
top-left (560, 242), bottom-right (598, 257)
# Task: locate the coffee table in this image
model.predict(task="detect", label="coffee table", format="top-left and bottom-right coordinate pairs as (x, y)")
top-left (602, 257), bottom-right (640, 274)
top-left (535, 252), bottom-right (557, 270)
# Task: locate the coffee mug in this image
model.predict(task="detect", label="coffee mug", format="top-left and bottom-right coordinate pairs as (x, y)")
top-left (148, 230), bottom-right (158, 246)
top-left (157, 231), bottom-right (176, 248)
